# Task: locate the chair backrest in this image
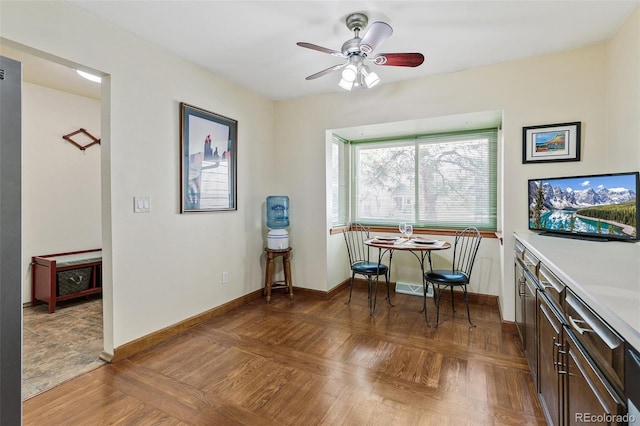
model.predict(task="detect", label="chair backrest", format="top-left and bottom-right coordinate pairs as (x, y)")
top-left (343, 223), bottom-right (371, 266)
top-left (451, 227), bottom-right (482, 276)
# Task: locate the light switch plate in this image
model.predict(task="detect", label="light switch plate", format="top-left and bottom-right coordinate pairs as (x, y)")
top-left (134, 196), bottom-right (150, 213)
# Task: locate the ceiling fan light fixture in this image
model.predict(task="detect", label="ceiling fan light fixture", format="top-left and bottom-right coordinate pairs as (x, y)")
top-left (341, 64), bottom-right (357, 82)
top-left (338, 77), bottom-right (354, 91)
top-left (363, 69), bottom-right (380, 88)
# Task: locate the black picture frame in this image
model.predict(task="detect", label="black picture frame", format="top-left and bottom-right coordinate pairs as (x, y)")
top-left (522, 121), bottom-right (581, 164)
top-left (180, 102), bottom-right (237, 212)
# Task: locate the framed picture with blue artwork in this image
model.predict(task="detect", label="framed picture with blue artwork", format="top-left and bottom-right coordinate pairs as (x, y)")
top-left (522, 121), bottom-right (581, 164)
top-left (180, 102), bottom-right (237, 212)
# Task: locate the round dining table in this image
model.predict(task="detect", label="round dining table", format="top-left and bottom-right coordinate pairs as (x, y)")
top-left (365, 236), bottom-right (451, 326)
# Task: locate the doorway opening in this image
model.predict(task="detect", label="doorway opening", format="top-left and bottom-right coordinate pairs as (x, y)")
top-left (0, 41), bottom-right (110, 400)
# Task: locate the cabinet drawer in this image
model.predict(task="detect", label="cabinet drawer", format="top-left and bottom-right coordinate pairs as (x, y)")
top-left (564, 329), bottom-right (626, 425)
top-left (514, 240), bottom-right (526, 260)
top-left (565, 288), bottom-right (624, 394)
top-left (522, 249), bottom-right (540, 277)
top-left (538, 263), bottom-right (565, 311)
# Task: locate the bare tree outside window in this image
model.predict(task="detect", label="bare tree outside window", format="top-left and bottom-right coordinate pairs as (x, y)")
top-left (353, 129), bottom-right (497, 229)
top-left (356, 144), bottom-right (415, 221)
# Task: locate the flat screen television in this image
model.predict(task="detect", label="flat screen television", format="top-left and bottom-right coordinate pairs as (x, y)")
top-left (528, 171), bottom-right (639, 241)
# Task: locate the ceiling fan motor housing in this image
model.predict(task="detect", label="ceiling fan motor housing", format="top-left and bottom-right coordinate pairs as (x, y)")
top-left (345, 13), bottom-right (368, 32)
top-left (343, 13), bottom-right (369, 56)
top-left (342, 38), bottom-right (363, 56)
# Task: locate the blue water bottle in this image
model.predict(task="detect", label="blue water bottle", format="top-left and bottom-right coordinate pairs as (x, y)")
top-left (266, 196), bottom-right (289, 249)
top-left (266, 196), bottom-right (289, 229)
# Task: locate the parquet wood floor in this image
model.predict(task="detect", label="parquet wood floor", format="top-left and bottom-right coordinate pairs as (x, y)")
top-left (23, 285), bottom-right (545, 425)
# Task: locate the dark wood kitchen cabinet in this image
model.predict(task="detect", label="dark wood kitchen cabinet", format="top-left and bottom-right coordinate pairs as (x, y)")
top-left (514, 240), bottom-right (539, 385)
top-left (564, 330), bottom-right (625, 425)
top-left (538, 293), bottom-right (563, 425)
top-left (513, 234), bottom-right (628, 425)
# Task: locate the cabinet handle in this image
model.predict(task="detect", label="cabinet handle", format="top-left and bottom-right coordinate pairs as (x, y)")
top-left (539, 279), bottom-right (553, 290)
top-left (552, 338), bottom-right (564, 370)
top-left (518, 278), bottom-right (526, 297)
top-left (553, 339), bottom-right (567, 374)
top-left (568, 315), bottom-right (594, 334)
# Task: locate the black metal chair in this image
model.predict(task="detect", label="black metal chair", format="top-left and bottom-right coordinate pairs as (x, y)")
top-left (424, 227), bottom-right (482, 328)
top-left (343, 223), bottom-right (391, 316)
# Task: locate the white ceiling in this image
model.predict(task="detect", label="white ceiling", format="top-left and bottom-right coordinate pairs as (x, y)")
top-left (2, 0), bottom-right (638, 137)
top-left (61, 0), bottom-right (639, 101)
top-left (2, 1), bottom-right (638, 102)
top-left (0, 43), bottom-right (102, 100)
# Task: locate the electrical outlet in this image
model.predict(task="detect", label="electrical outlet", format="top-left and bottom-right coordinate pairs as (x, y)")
top-left (222, 271), bottom-right (229, 284)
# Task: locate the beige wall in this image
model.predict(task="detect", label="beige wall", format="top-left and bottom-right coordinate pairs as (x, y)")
top-left (2, 1), bottom-right (275, 353)
top-left (3, 1), bottom-right (639, 351)
top-left (275, 43), bottom-right (611, 321)
top-left (275, 3), bottom-right (640, 321)
top-left (607, 6), bottom-right (640, 169)
top-left (21, 83), bottom-right (102, 303)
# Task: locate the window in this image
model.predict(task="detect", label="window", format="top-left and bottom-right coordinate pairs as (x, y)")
top-left (351, 128), bottom-right (497, 230)
top-left (331, 137), bottom-right (348, 226)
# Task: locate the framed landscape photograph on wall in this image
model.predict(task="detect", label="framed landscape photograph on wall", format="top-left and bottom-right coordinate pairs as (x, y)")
top-left (180, 102), bottom-right (237, 212)
top-left (522, 121), bottom-right (581, 164)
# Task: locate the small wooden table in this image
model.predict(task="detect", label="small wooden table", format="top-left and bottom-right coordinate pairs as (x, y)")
top-left (264, 247), bottom-right (293, 303)
top-left (365, 237), bottom-right (451, 325)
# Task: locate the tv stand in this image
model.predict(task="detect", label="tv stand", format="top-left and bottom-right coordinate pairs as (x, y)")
top-left (539, 232), bottom-right (610, 242)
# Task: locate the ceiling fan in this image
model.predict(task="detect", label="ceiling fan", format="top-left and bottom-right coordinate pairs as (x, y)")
top-left (296, 12), bottom-right (425, 90)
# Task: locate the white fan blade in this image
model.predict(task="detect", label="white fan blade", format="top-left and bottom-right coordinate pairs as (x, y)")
top-left (297, 42), bottom-right (346, 57)
top-left (359, 21), bottom-right (393, 54)
top-left (305, 63), bottom-right (347, 80)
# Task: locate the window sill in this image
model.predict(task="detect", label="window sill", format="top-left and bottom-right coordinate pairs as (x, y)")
top-left (330, 225), bottom-right (500, 239)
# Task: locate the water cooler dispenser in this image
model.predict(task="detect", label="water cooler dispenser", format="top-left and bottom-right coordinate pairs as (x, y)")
top-left (266, 196), bottom-right (289, 249)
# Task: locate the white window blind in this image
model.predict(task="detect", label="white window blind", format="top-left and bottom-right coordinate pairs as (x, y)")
top-left (331, 137), bottom-right (348, 226)
top-left (352, 129), bottom-right (497, 230)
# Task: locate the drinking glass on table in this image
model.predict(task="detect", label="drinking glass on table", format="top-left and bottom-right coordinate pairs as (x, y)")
top-left (405, 224), bottom-right (413, 241)
top-left (398, 222), bottom-right (406, 237)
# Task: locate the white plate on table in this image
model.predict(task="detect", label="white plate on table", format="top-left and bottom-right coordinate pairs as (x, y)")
top-left (412, 238), bottom-right (438, 245)
top-left (375, 236), bottom-right (399, 241)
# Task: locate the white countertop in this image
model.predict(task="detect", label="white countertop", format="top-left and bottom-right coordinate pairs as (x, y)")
top-left (514, 231), bottom-right (640, 350)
